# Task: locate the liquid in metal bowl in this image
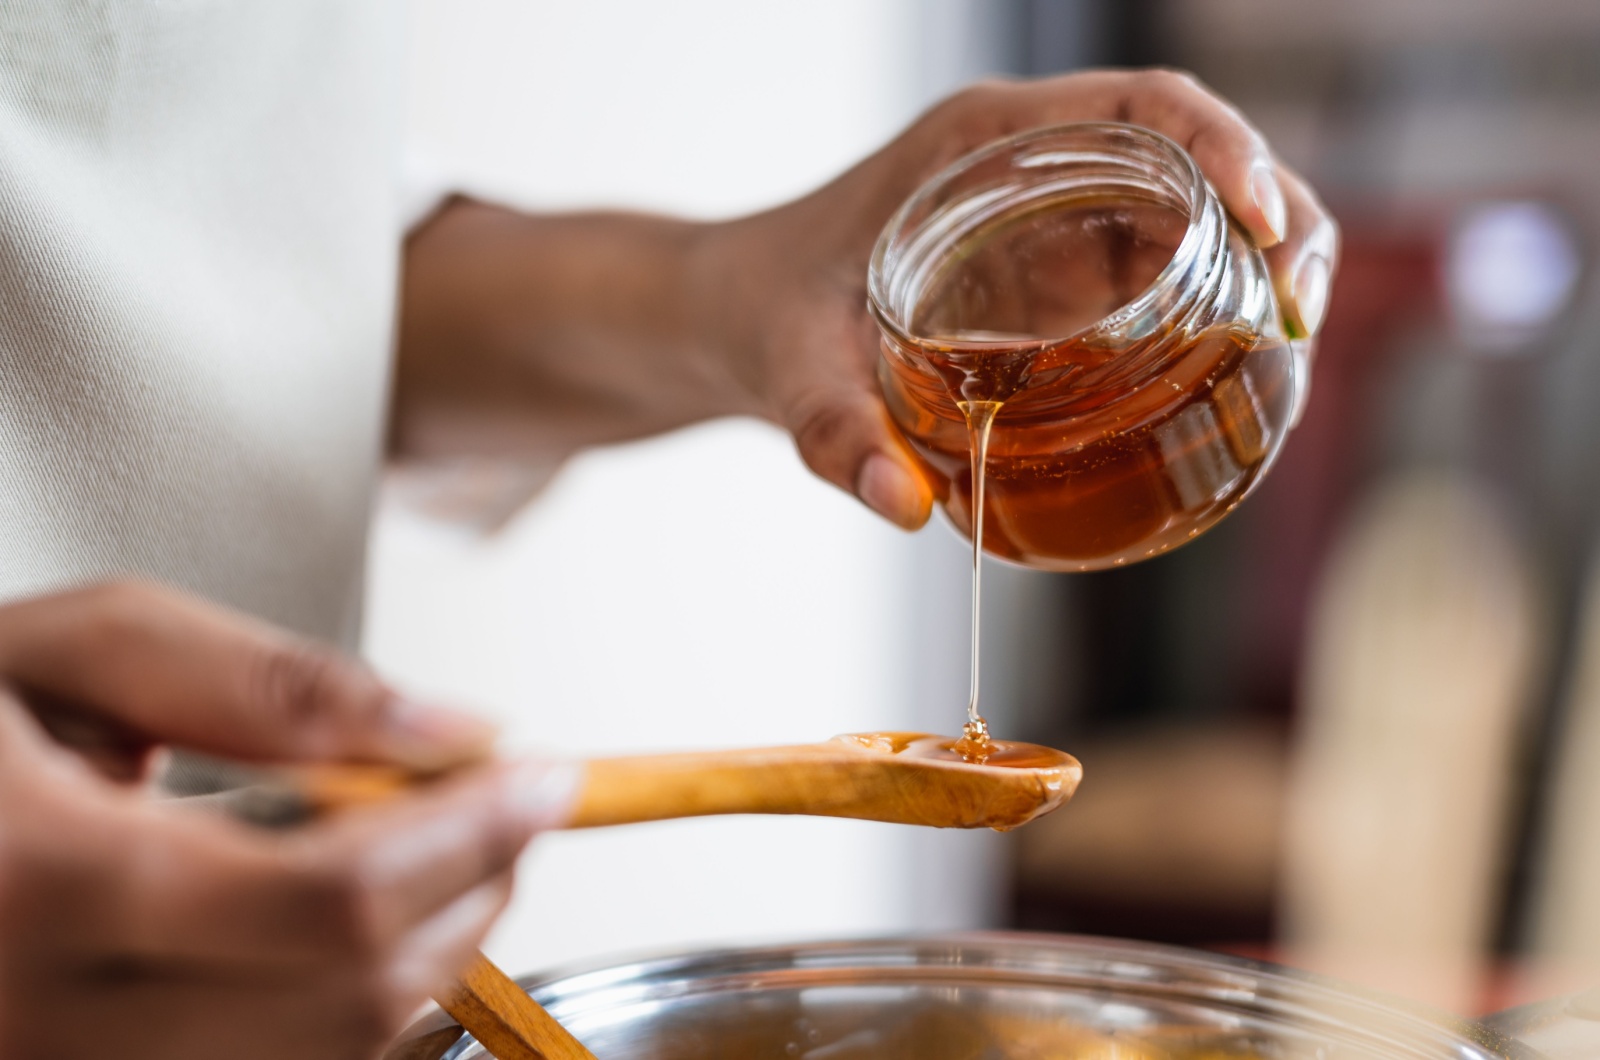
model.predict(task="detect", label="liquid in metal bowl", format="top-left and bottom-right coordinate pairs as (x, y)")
top-left (386, 934), bottom-right (1547, 1059)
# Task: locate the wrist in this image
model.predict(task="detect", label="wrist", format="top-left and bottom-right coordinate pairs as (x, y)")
top-left (683, 213), bottom-right (786, 423)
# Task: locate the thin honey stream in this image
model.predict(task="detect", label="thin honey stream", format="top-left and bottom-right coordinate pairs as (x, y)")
top-left (953, 399), bottom-right (1001, 762)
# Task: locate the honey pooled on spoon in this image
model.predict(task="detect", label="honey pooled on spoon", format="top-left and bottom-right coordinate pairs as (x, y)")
top-left (829, 732), bottom-right (1079, 831)
top-left (838, 730), bottom-right (1075, 771)
top-left (907, 733), bottom-right (1070, 770)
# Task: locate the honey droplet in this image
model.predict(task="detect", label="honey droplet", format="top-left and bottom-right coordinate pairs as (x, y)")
top-left (952, 717), bottom-right (995, 763)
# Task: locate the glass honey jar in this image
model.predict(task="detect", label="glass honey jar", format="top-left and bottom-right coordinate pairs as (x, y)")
top-left (870, 122), bottom-right (1304, 571)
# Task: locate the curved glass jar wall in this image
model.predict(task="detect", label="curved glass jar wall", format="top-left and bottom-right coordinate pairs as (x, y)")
top-left (869, 122), bottom-right (1301, 572)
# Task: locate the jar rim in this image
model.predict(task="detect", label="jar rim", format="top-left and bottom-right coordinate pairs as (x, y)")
top-left (866, 120), bottom-right (1213, 356)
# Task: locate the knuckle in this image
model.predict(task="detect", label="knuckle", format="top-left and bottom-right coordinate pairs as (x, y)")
top-left (911, 78), bottom-right (1024, 169)
top-left (248, 639), bottom-right (364, 730)
top-left (1280, 171), bottom-right (1337, 241)
top-left (0, 1025), bottom-right (32, 1060)
top-left (956, 77), bottom-right (1012, 104)
top-left (82, 577), bottom-right (155, 610)
top-left (1317, 215), bottom-right (1342, 260)
top-left (77, 579), bottom-right (159, 636)
top-left (1144, 66), bottom-right (1204, 95)
top-left (64, 580), bottom-right (202, 663)
top-left (955, 78), bottom-right (1017, 120)
top-left (1188, 113), bottom-right (1262, 167)
top-left (0, 837), bottom-right (13, 933)
top-left (476, 815), bottom-right (531, 881)
top-left (293, 860), bottom-right (389, 959)
top-left (1288, 210), bottom-right (1340, 263)
top-left (790, 398), bottom-right (859, 484)
top-left (338, 973), bottom-right (410, 1047)
top-left (929, 79), bottom-right (1010, 130)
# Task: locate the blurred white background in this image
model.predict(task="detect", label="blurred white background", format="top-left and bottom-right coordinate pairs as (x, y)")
top-left (366, 0), bottom-right (1010, 976)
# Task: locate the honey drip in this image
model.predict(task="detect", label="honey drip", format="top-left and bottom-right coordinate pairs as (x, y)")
top-left (900, 733), bottom-right (1072, 770)
top-left (953, 399), bottom-right (1001, 764)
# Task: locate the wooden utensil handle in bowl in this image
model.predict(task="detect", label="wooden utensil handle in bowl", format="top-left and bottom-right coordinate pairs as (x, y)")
top-left (257, 767), bottom-right (598, 1060)
top-left (441, 953), bottom-right (597, 1060)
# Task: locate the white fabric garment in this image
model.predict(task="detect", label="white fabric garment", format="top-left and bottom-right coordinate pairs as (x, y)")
top-left (0, 0), bottom-right (406, 647)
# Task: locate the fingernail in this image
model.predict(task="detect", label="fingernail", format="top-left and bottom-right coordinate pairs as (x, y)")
top-left (503, 759), bottom-right (584, 831)
top-left (1250, 161), bottom-right (1287, 245)
top-left (856, 452), bottom-right (923, 530)
top-left (1292, 253), bottom-right (1331, 336)
top-left (387, 699), bottom-right (500, 769)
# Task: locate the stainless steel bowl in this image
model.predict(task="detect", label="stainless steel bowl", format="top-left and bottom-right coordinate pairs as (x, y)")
top-left (384, 934), bottom-right (1583, 1059)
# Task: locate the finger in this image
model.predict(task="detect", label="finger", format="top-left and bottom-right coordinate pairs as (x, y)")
top-left (34, 968), bottom-right (419, 1060)
top-left (1109, 70), bottom-right (1285, 248)
top-left (0, 686), bottom-right (78, 771)
top-left (785, 381), bottom-right (933, 531)
top-left (1262, 167), bottom-right (1340, 339)
top-left (23, 692), bottom-right (158, 782)
top-left (961, 72), bottom-right (1337, 336)
top-left (956, 71), bottom-right (1285, 249)
top-left (289, 759), bottom-right (577, 945)
top-left (0, 688), bottom-right (141, 793)
top-left (0, 766), bottom-right (278, 960)
top-left (27, 980), bottom-right (350, 1060)
top-left (0, 580), bottom-right (496, 770)
top-left (56, 759), bottom-right (573, 967)
top-left (385, 873), bottom-right (515, 1001)
top-left (774, 301), bottom-right (934, 530)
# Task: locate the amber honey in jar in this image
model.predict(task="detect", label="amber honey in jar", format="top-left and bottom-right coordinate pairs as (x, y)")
top-left (869, 122), bottom-right (1304, 572)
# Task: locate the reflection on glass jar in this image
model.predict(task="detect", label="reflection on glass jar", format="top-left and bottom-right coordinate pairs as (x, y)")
top-left (870, 122), bottom-right (1301, 572)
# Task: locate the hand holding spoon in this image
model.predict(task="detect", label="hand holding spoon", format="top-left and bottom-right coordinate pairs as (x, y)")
top-left (269, 732), bottom-right (1081, 1060)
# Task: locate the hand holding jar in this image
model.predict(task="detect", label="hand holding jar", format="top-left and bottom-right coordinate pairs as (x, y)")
top-left (398, 70), bottom-right (1337, 541)
top-left (694, 69), bottom-right (1338, 535)
top-left (872, 121), bottom-right (1305, 569)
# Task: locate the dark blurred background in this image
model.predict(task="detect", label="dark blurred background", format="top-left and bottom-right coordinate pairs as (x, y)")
top-left (984, 0), bottom-right (1600, 1012)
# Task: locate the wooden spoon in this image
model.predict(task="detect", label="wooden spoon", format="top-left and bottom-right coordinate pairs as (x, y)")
top-left (286, 731), bottom-right (1081, 832)
top-left (568, 731), bottom-right (1079, 831)
top-left (276, 732), bottom-right (1081, 1060)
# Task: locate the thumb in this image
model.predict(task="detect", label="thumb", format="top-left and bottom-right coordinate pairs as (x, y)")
top-left (0, 581), bottom-right (497, 771)
top-left (785, 384), bottom-right (934, 531)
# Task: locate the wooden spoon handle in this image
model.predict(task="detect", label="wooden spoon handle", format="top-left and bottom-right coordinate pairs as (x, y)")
top-left (439, 952), bottom-right (597, 1060)
top-left (570, 744), bottom-right (893, 826)
top-left (281, 740), bottom-right (1074, 831)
